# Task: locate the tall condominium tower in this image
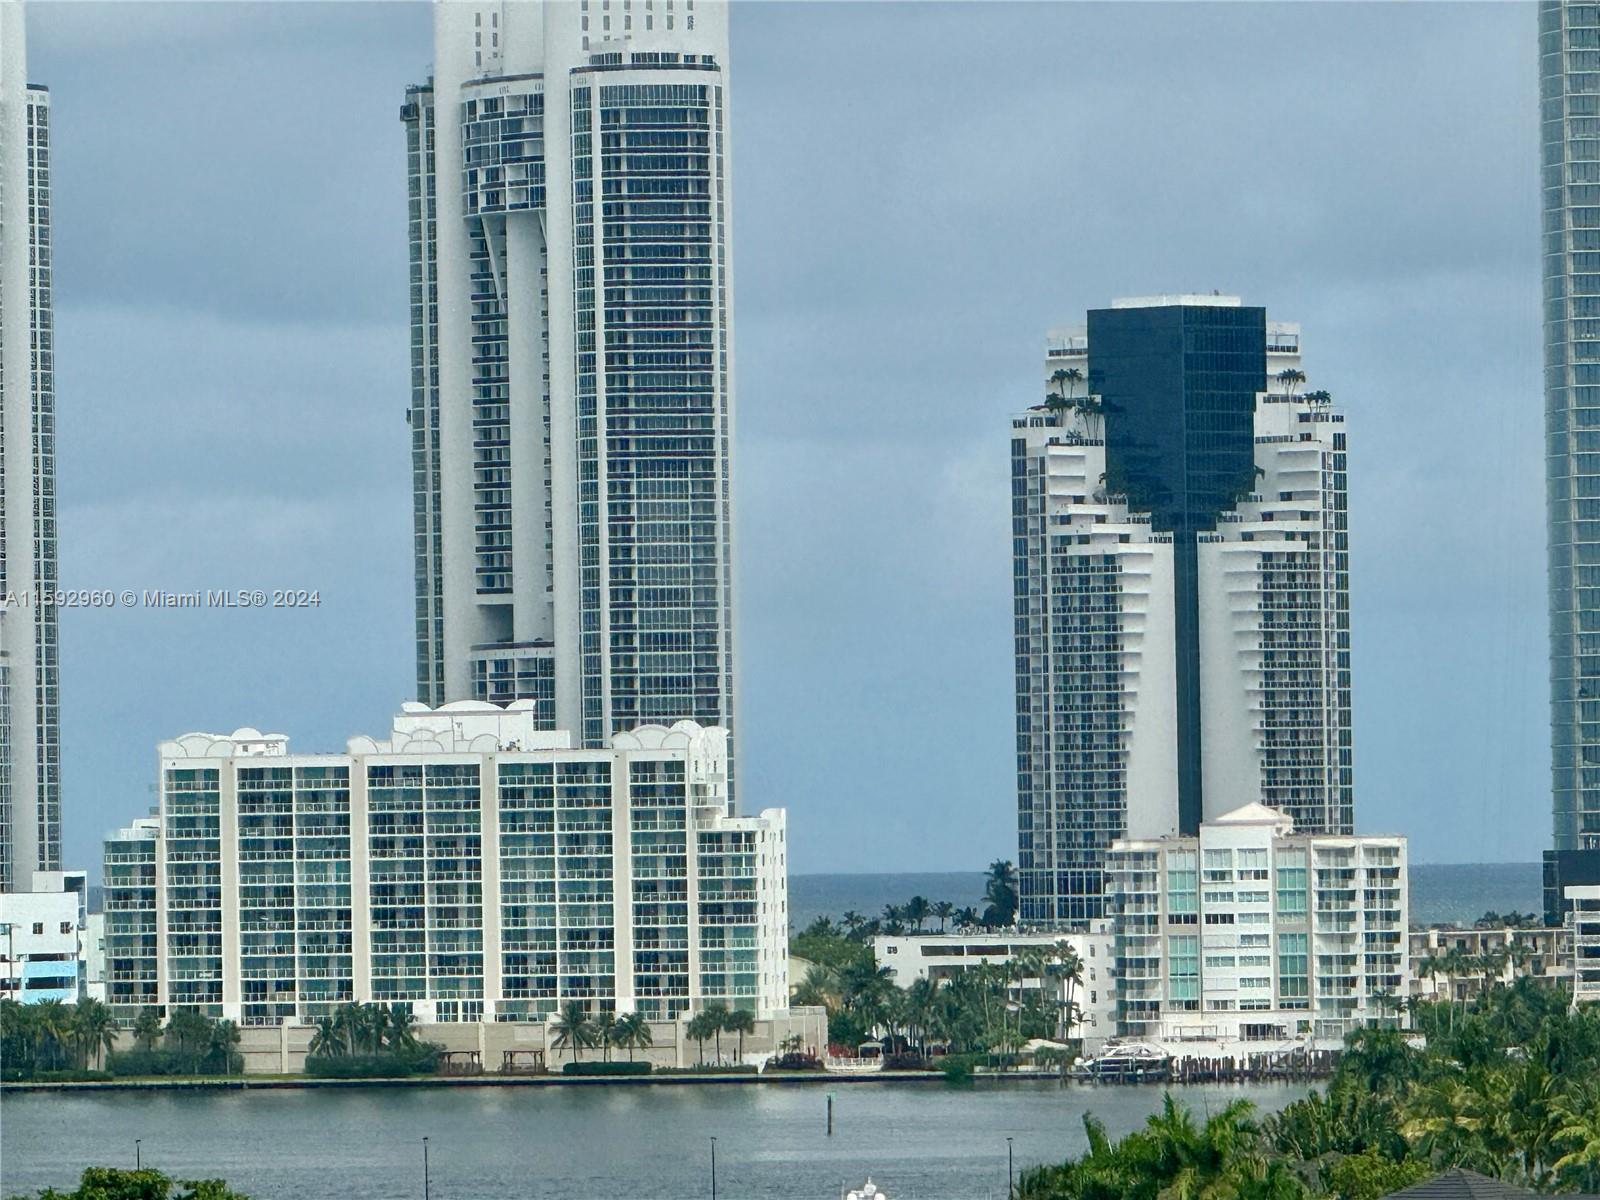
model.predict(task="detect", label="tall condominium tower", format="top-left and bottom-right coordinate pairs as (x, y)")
top-left (1013, 296), bottom-right (1352, 924)
top-left (1541, 1), bottom-right (1600, 921)
top-left (403, 0), bottom-right (737, 776)
top-left (0, 5), bottom-right (59, 894)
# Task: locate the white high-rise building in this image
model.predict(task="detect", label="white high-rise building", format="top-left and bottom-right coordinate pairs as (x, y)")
top-left (0, 4), bottom-right (59, 894)
top-left (1106, 803), bottom-right (1406, 1048)
top-left (1013, 297), bottom-right (1351, 925)
top-left (403, 1), bottom-right (738, 784)
top-left (102, 704), bottom-right (788, 1026)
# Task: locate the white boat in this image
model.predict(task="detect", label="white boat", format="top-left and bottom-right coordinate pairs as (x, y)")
top-left (1069, 1040), bottom-right (1173, 1082)
top-left (844, 1180), bottom-right (889, 1200)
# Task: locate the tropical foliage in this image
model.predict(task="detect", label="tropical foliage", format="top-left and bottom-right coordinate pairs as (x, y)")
top-left (0, 997), bottom-right (119, 1078)
top-left (4, 1167), bottom-right (248, 1200)
top-left (1021, 980), bottom-right (1600, 1197)
top-left (303, 1001), bottom-right (437, 1077)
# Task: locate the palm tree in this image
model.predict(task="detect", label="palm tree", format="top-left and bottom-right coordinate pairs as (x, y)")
top-left (613, 1011), bottom-right (651, 1063)
top-left (724, 1008), bottom-right (755, 1063)
top-left (1303, 388), bottom-right (1331, 408)
top-left (792, 963), bottom-right (839, 1011)
top-left (903, 896), bottom-right (931, 933)
top-left (984, 860), bottom-right (1019, 927)
top-left (384, 1004), bottom-right (419, 1052)
top-left (30, 999), bottom-right (69, 1070)
top-left (1045, 369), bottom-right (1071, 413)
top-left (1554, 1084), bottom-right (1600, 1193)
top-left (840, 910), bottom-right (866, 939)
top-left (309, 1015), bottom-right (343, 1059)
top-left (596, 1011), bottom-right (620, 1063)
top-left (70, 997), bottom-right (118, 1070)
top-left (1275, 367), bottom-right (1306, 399)
top-left (550, 1001), bottom-right (596, 1064)
top-left (133, 1007), bottom-right (163, 1053)
top-left (953, 906), bottom-right (980, 929)
top-left (209, 1019), bottom-right (242, 1076)
top-left (701, 1001), bottom-right (730, 1064)
top-left (686, 1011), bottom-right (715, 1066)
top-left (931, 901), bottom-right (955, 933)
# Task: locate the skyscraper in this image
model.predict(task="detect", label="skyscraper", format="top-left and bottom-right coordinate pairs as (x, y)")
top-left (1013, 296), bottom-right (1351, 924)
top-left (403, 0), bottom-right (737, 775)
top-left (1541, 1), bottom-right (1600, 922)
top-left (0, 4), bottom-right (60, 894)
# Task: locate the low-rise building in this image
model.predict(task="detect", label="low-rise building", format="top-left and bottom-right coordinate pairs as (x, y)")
top-left (0, 869), bottom-right (89, 1003)
top-left (871, 929), bottom-right (1118, 1042)
top-left (1106, 802), bottom-right (1408, 1050)
top-left (1407, 924), bottom-right (1572, 1004)
top-left (103, 704), bottom-right (790, 1027)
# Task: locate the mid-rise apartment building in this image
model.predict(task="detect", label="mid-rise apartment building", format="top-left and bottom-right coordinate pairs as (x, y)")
top-left (0, 869), bottom-right (87, 1003)
top-left (1014, 296), bottom-right (1351, 923)
top-left (1106, 802), bottom-right (1405, 1047)
top-left (0, 3), bottom-right (61, 894)
top-left (103, 704), bottom-right (787, 1026)
top-left (403, 1), bottom-right (738, 784)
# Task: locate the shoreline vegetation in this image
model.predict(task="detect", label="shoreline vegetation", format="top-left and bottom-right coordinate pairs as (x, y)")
top-left (1019, 980), bottom-right (1600, 1198)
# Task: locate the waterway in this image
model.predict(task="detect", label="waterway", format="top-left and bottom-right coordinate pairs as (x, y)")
top-left (0, 1079), bottom-right (1313, 1199)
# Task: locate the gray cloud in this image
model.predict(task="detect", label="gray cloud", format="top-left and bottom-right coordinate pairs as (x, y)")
top-left (30, 1), bottom-right (1547, 874)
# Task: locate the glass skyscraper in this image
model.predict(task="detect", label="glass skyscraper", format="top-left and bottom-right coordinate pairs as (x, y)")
top-left (403, 1), bottom-right (737, 779)
top-left (1542, 1), bottom-right (1600, 920)
top-left (1013, 297), bottom-right (1352, 924)
top-left (0, 5), bottom-right (60, 894)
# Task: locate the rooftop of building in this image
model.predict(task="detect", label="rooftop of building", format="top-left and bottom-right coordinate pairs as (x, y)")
top-left (158, 704), bottom-right (727, 761)
top-left (1111, 293), bottom-right (1242, 309)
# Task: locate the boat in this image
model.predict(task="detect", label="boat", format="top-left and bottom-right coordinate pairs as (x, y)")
top-left (1069, 1040), bottom-right (1173, 1083)
top-left (844, 1180), bottom-right (889, 1200)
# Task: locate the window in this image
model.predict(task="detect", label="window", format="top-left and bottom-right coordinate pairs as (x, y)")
top-left (32, 923), bottom-right (42, 936)
top-left (1279, 932), bottom-right (1309, 1000)
top-left (59, 922), bottom-right (72, 935)
top-left (1168, 935), bottom-right (1199, 1004)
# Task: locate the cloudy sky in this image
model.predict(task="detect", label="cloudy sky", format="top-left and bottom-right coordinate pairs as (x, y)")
top-left (27, 1), bottom-right (1543, 876)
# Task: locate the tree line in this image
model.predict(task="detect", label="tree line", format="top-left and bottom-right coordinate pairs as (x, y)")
top-left (0, 999), bottom-right (241, 1079)
top-left (1019, 978), bottom-right (1600, 1198)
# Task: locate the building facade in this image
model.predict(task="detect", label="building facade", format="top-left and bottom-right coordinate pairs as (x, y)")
top-left (1569, 883), bottom-right (1600, 1004)
top-left (403, 1), bottom-right (738, 787)
top-left (1105, 802), bottom-right (1404, 1047)
top-left (0, 4), bottom-right (61, 894)
top-left (1014, 296), bottom-right (1352, 924)
top-left (102, 705), bottom-right (787, 1027)
top-left (0, 869), bottom-right (87, 1003)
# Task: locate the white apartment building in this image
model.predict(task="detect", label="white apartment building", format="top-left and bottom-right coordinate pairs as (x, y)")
top-left (1568, 883), bottom-right (1600, 1005)
top-left (1106, 802), bottom-right (1405, 1049)
top-left (0, 4), bottom-right (61, 893)
top-left (102, 704), bottom-right (787, 1027)
top-left (403, 1), bottom-right (738, 787)
top-left (1014, 296), bottom-right (1351, 924)
top-left (0, 869), bottom-right (87, 1003)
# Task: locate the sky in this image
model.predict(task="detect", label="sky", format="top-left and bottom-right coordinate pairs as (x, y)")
top-left (25, 1), bottom-right (1545, 876)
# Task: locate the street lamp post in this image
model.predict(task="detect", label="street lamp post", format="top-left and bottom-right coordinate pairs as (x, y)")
top-left (710, 1136), bottom-right (718, 1200)
top-left (135, 1140), bottom-right (141, 1171)
top-left (1007, 1137), bottom-right (1014, 1198)
top-left (422, 1136), bottom-right (430, 1200)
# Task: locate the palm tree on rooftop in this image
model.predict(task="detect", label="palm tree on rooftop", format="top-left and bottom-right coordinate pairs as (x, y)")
top-left (932, 900), bottom-right (954, 933)
top-left (1276, 367), bottom-right (1306, 400)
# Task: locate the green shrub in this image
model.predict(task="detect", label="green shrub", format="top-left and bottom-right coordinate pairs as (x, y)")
top-left (561, 1060), bottom-right (651, 1076)
top-left (938, 1053), bottom-right (982, 1083)
top-left (304, 1046), bottom-right (439, 1079)
top-left (1, 1067), bottom-right (112, 1083)
top-left (107, 1048), bottom-right (184, 1077)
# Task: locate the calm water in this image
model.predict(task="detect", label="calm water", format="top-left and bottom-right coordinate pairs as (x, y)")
top-left (789, 863), bottom-right (1544, 932)
top-left (0, 1081), bottom-right (1311, 1200)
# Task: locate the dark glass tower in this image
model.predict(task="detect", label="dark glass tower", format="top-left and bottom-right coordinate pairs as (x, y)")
top-left (1089, 303), bottom-right (1268, 833)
